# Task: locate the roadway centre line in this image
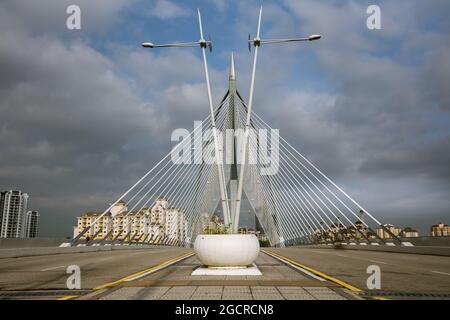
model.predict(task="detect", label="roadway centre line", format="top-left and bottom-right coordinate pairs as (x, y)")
top-left (263, 250), bottom-right (326, 281)
top-left (41, 265), bottom-right (65, 271)
top-left (262, 249), bottom-right (362, 292)
top-left (369, 260), bottom-right (388, 265)
top-left (123, 253), bottom-right (195, 281)
top-left (57, 295), bottom-right (78, 300)
top-left (431, 270), bottom-right (450, 276)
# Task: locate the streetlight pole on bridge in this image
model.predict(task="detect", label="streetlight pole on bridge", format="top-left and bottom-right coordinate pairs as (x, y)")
top-left (141, 9), bottom-right (232, 228)
top-left (232, 6), bottom-right (321, 234)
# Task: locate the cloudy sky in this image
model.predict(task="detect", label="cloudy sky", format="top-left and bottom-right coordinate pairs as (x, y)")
top-left (0, 0), bottom-right (449, 237)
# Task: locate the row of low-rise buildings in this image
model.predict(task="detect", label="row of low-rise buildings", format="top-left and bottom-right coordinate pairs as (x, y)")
top-left (311, 221), bottom-right (450, 243)
top-left (374, 223), bottom-right (450, 239)
top-left (0, 190), bottom-right (39, 238)
top-left (374, 224), bottom-right (419, 239)
top-left (72, 197), bottom-right (189, 245)
top-left (238, 226), bottom-right (268, 242)
top-left (431, 223), bottom-right (450, 237)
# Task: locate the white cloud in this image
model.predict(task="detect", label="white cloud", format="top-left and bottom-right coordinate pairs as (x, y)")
top-left (150, 0), bottom-right (189, 20)
top-left (210, 0), bottom-right (227, 12)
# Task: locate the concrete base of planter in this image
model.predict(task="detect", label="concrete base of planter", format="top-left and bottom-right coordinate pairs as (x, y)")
top-left (191, 263), bottom-right (262, 276)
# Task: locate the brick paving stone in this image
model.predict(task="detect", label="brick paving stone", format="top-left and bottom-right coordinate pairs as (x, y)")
top-left (304, 287), bottom-right (347, 300)
top-left (99, 287), bottom-right (144, 300)
top-left (222, 286), bottom-right (252, 300)
top-left (190, 286), bottom-right (223, 300)
top-left (251, 286), bottom-right (284, 300)
top-left (160, 286), bottom-right (197, 300)
top-left (276, 286), bottom-right (315, 300)
top-left (138, 286), bottom-right (171, 300)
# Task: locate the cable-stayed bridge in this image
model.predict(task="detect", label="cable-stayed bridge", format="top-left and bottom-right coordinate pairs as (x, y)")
top-left (68, 8), bottom-right (407, 249)
top-left (70, 53), bottom-right (404, 249)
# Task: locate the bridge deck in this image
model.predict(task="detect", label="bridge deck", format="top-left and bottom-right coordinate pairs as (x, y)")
top-left (85, 253), bottom-right (351, 300)
top-left (0, 246), bottom-right (449, 300)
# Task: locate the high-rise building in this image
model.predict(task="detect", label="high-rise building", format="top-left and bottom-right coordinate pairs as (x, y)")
top-left (0, 190), bottom-right (29, 238)
top-left (24, 211), bottom-right (40, 238)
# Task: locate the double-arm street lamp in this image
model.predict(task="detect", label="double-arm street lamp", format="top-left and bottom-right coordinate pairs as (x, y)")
top-left (141, 9), bottom-right (232, 228)
top-left (248, 34), bottom-right (321, 50)
top-left (232, 6), bottom-right (321, 234)
top-left (142, 38), bottom-right (212, 51)
top-left (141, 6), bottom-right (321, 236)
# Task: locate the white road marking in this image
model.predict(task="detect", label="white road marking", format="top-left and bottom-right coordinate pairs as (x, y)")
top-left (41, 265), bottom-right (65, 271)
top-left (336, 254), bottom-right (348, 257)
top-left (310, 250), bottom-right (329, 254)
top-left (98, 257), bottom-right (113, 262)
top-left (431, 270), bottom-right (450, 276)
top-left (369, 260), bottom-right (388, 265)
top-left (128, 251), bottom-right (159, 255)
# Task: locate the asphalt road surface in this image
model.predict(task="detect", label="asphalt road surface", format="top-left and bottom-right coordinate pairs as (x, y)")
top-left (0, 247), bottom-right (190, 291)
top-left (0, 246), bottom-right (449, 299)
top-left (269, 247), bottom-right (450, 292)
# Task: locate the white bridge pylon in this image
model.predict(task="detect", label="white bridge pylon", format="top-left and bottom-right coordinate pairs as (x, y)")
top-left (70, 8), bottom-right (405, 248)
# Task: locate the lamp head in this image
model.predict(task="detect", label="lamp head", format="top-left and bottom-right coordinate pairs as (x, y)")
top-left (308, 34), bottom-right (321, 41)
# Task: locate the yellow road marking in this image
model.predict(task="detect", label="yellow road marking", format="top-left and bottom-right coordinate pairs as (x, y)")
top-left (373, 296), bottom-right (390, 300)
top-left (57, 295), bottom-right (78, 300)
top-left (93, 252), bottom-right (194, 290)
top-left (262, 249), bottom-right (362, 292)
top-left (58, 251), bottom-right (194, 300)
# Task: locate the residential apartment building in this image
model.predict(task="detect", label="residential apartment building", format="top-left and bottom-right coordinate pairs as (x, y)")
top-left (0, 190), bottom-right (29, 238)
top-left (375, 224), bottom-right (402, 239)
top-left (24, 211), bottom-right (40, 238)
top-left (73, 197), bottom-right (188, 244)
top-left (431, 223), bottom-right (450, 237)
top-left (402, 227), bottom-right (419, 238)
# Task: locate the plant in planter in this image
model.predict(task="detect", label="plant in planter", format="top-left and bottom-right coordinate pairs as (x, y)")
top-left (195, 215), bottom-right (260, 267)
top-left (202, 216), bottom-right (230, 235)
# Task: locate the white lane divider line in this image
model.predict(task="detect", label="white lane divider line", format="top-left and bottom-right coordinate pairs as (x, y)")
top-left (310, 250), bottom-right (329, 254)
top-left (98, 257), bottom-right (114, 262)
top-left (264, 251), bottom-right (326, 282)
top-left (431, 270), bottom-right (450, 276)
top-left (41, 265), bottom-right (65, 271)
top-left (369, 260), bottom-right (388, 265)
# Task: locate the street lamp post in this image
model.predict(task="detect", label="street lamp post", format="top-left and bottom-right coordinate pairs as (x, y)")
top-left (141, 9), bottom-right (231, 228)
top-left (232, 6), bottom-right (321, 234)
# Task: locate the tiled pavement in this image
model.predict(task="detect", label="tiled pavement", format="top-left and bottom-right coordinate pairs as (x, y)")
top-left (99, 285), bottom-right (346, 300)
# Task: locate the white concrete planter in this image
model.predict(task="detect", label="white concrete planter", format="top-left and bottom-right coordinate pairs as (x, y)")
top-left (194, 234), bottom-right (260, 267)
